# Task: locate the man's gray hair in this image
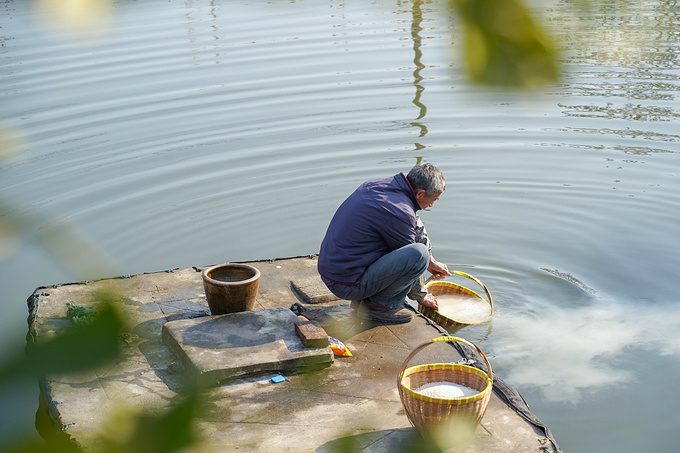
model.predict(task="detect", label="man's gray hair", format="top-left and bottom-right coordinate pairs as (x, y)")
top-left (406, 163), bottom-right (446, 196)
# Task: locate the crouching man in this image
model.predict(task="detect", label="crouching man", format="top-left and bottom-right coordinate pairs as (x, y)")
top-left (318, 163), bottom-right (451, 324)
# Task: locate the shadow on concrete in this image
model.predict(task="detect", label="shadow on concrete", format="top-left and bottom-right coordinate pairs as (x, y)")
top-left (316, 427), bottom-right (439, 453)
top-left (180, 314), bottom-right (276, 349)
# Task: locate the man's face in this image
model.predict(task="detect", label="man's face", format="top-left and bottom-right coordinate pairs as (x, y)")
top-left (415, 190), bottom-right (441, 209)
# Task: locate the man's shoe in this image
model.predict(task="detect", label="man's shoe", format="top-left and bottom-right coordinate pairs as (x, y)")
top-left (357, 300), bottom-right (413, 324)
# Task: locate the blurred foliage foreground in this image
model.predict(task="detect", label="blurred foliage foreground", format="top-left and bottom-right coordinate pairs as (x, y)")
top-left (452, 0), bottom-right (559, 87)
top-left (1, 288), bottom-right (201, 453)
top-left (0, 0), bottom-right (560, 451)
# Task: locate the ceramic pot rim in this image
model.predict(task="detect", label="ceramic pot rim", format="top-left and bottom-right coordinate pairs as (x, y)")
top-left (201, 263), bottom-right (261, 287)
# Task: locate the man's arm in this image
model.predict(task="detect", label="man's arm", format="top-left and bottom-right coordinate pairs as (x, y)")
top-left (427, 255), bottom-right (450, 281)
top-left (408, 216), bottom-right (451, 309)
top-left (416, 257), bottom-right (451, 310)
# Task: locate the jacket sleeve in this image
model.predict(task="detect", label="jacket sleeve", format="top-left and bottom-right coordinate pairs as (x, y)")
top-left (414, 215), bottom-right (432, 253)
top-left (408, 274), bottom-right (428, 301)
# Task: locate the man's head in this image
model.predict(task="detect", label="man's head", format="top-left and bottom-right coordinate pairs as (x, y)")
top-left (407, 163), bottom-right (445, 209)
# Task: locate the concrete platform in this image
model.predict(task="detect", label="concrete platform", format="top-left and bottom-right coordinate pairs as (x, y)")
top-left (162, 307), bottom-right (334, 386)
top-left (27, 256), bottom-right (562, 452)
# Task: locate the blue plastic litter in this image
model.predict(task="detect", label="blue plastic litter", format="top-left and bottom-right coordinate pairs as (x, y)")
top-left (270, 375), bottom-right (289, 383)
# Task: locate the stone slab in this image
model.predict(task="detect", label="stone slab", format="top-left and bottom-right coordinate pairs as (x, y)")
top-left (291, 276), bottom-right (339, 304)
top-left (162, 307), bottom-right (334, 386)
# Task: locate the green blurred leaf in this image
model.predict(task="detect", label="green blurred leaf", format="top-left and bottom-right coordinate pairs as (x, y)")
top-left (2, 437), bottom-right (80, 453)
top-left (0, 302), bottom-right (122, 383)
top-left (451, 0), bottom-right (560, 87)
top-left (104, 391), bottom-right (200, 453)
top-left (26, 302), bottom-right (122, 376)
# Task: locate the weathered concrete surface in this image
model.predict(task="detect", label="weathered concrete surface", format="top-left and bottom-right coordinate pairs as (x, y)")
top-left (27, 256), bottom-right (562, 452)
top-left (162, 307), bottom-right (334, 386)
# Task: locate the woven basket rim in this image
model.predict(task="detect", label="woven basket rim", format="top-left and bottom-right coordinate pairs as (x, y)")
top-left (426, 280), bottom-right (485, 300)
top-left (399, 363), bottom-right (492, 404)
top-left (423, 278), bottom-right (493, 326)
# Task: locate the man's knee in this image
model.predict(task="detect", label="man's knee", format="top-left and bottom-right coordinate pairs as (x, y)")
top-left (414, 242), bottom-right (429, 260)
top-left (405, 243), bottom-right (429, 272)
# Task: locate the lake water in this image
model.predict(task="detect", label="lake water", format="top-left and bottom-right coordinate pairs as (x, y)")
top-left (1, 0), bottom-right (679, 451)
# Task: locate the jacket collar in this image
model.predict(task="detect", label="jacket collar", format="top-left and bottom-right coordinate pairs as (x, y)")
top-left (399, 172), bottom-right (421, 211)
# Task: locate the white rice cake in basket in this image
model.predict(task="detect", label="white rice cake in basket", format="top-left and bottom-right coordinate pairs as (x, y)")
top-left (417, 381), bottom-right (479, 399)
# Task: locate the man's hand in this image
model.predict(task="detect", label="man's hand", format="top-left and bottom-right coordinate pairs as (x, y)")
top-left (418, 293), bottom-right (439, 310)
top-left (427, 256), bottom-right (451, 281)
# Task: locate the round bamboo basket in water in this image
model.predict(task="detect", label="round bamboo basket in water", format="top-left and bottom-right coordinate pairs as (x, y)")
top-left (419, 271), bottom-right (494, 328)
top-left (397, 336), bottom-right (493, 445)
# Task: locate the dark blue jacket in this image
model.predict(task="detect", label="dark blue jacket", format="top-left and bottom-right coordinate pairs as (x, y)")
top-left (318, 172), bottom-right (421, 284)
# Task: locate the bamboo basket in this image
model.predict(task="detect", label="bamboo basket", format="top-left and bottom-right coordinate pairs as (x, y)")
top-left (397, 336), bottom-right (493, 444)
top-left (419, 271), bottom-right (494, 329)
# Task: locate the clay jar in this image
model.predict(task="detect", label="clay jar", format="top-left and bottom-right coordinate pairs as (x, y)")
top-left (201, 263), bottom-right (261, 315)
